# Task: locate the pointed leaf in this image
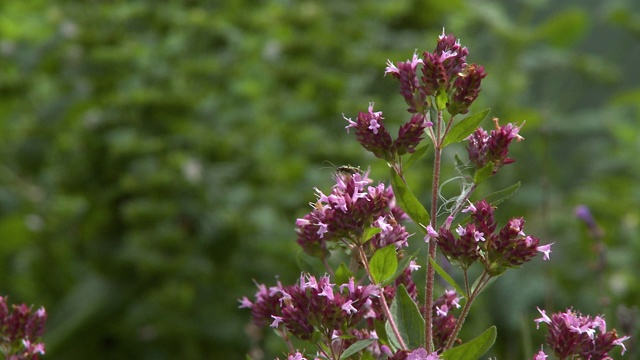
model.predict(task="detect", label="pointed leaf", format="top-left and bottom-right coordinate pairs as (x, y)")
top-left (428, 255), bottom-right (467, 299)
top-left (473, 162), bottom-right (494, 184)
top-left (374, 319), bottom-right (389, 346)
top-left (362, 227), bottom-right (382, 244)
top-left (441, 326), bottom-right (496, 360)
top-left (380, 249), bottom-right (420, 287)
top-left (385, 321), bottom-right (402, 352)
top-left (390, 284), bottom-right (425, 349)
top-left (405, 144), bottom-right (430, 170)
top-left (442, 108), bottom-right (490, 147)
top-left (483, 182), bottom-right (520, 205)
top-left (370, 244), bottom-right (397, 284)
top-left (390, 168), bottom-right (430, 229)
top-left (340, 339), bottom-right (375, 359)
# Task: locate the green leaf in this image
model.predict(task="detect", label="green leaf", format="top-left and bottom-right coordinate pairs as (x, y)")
top-left (370, 244), bottom-right (397, 284)
top-left (340, 339), bottom-right (375, 359)
top-left (380, 249), bottom-right (420, 287)
top-left (390, 168), bottom-right (430, 230)
top-left (335, 262), bottom-right (354, 285)
top-left (473, 162), bottom-right (494, 184)
top-left (428, 255), bottom-right (467, 299)
top-left (389, 284), bottom-right (425, 349)
top-left (362, 227), bottom-right (382, 244)
top-left (483, 182), bottom-right (520, 206)
top-left (435, 89), bottom-right (449, 111)
top-left (405, 144), bottom-right (430, 170)
top-left (441, 326), bottom-right (496, 360)
top-left (385, 321), bottom-right (402, 352)
top-left (374, 319), bottom-right (389, 346)
top-left (442, 108), bottom-right (490, 147)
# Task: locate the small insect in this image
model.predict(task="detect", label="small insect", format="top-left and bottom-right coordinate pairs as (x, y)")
top-left (322, 161), bottom-right (363, 177)
top-left (335, 165), bottom-right (362, 176)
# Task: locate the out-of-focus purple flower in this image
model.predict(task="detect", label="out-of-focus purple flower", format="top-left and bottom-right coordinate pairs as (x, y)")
top-left (575, 205), bottom-right (604, 238)
top-left (407, 347), bottom-right (441, 360)
top-left (575, 205), bottom-right (596, 226)
top-left (532, 346), bottom-right (548, 360)
top-left (535, 307), bottom-right (631, 359)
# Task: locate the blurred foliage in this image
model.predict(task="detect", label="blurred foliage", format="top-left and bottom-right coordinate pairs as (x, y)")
top-left (0, 0), bottom-right (638, 359)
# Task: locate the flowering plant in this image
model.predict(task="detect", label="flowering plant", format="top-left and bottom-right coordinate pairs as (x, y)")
top-left (0, 296), bottom-right (47, 360)
top-left (240, 31), bottom-right (630, 360)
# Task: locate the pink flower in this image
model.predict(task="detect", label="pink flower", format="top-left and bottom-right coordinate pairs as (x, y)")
top-left (342, 300), bottom-right (357, 314)
top-left (238, 297), bottom-right (253, 309)
top-left (384, 60), bottom-right (399, 76)
top-left (534, 307), bottom-right (551, 329)
top-left (318, 284), bottom-right (334, 301)
top-left (409, 260), bottom-right (421, 272)
top-left (270, 315), bottom-right (284, 328)
top-left (536, 243), bottom-right (553, 260)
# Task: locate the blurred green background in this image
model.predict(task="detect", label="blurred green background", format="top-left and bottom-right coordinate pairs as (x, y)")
top-left (1, 0), bottom-right (638, 359)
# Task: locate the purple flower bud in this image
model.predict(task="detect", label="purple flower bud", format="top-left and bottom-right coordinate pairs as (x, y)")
top-left (420, 52), bottom-right (449, 96)
top-left (436, 226), bottom-right (482, 269)
top-left (467, 119), bottom-right (524, 175)
top-left (385, 53), bottom-right (428, 113)
top-left (394, 113), bottom-right (430, 156)
top-left (448, 64), bottom-right (487, 115)
top-left (344, 103), bottom-right (394, 161)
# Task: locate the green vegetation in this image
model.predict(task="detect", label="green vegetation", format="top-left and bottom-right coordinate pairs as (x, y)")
top-left (0, 0), bottom-right (638, 358)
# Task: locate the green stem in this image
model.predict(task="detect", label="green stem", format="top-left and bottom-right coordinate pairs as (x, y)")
top-left (444, 270), bottom-right (492, 350)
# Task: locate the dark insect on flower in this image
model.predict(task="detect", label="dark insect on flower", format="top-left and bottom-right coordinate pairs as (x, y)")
top-left (336, 165), bottom-right (362, 176)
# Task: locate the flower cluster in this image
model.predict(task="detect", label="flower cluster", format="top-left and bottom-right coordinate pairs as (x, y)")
top-left (0, 296), bottom-right (47, 360)
top-left (466, 117), bottom-right (524, 174)
top-left (239, 274), bottom-right (379, 341)
top-left (295, 170), bottom-right (408, 259)
top-left (344, 104), bottom-right (430, 162)
top-left (384, 30), bottom-right (485, 116)
top-left (346, 31), bottom-right (487, 163)
top-left (427, 199), bottom-right (552, 275)
top-left (534, 307), bottom-right (630, 359)
top-left (432, 290), bottom-right (461, 351)
top-left (241, 30), bottom-right (632, 360)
